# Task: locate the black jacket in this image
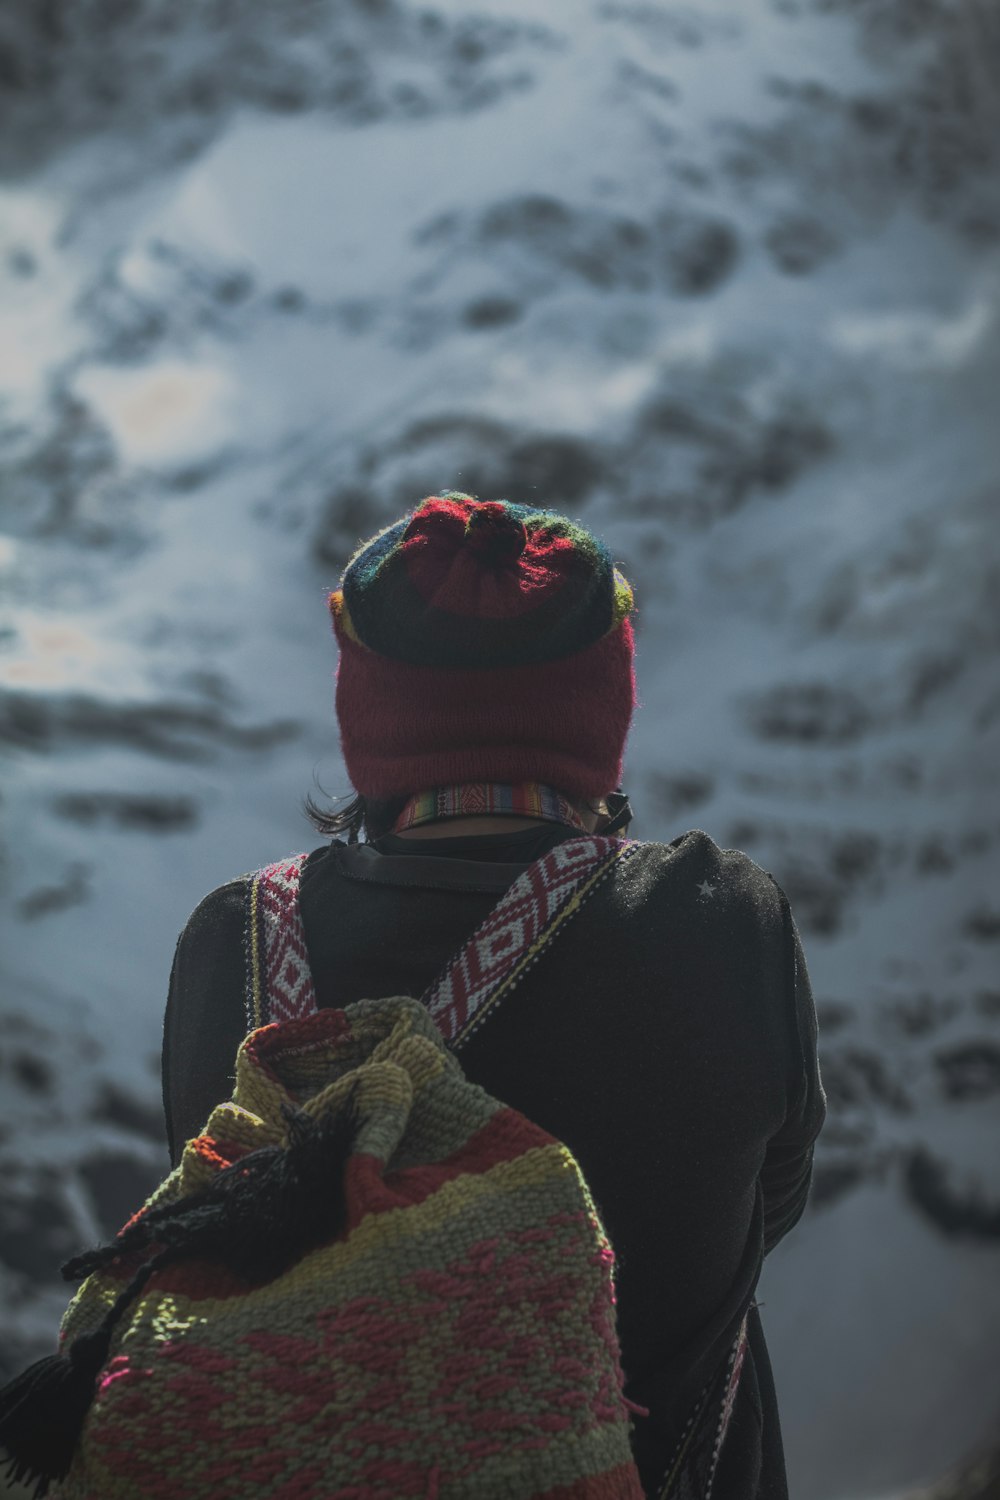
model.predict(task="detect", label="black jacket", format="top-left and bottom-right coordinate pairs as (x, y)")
top-left (163, 825), bottom-right (825, 1497)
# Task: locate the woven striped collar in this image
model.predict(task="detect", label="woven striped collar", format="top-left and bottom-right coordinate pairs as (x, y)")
top-left (392, 782), bottom-right (589, 833)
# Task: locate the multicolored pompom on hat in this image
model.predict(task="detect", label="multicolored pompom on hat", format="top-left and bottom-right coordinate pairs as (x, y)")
top-left (329, 493), bottom-right (637, 802)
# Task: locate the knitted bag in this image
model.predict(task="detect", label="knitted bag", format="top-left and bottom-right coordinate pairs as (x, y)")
top-left (1, 835), bottom-right (653, 1500)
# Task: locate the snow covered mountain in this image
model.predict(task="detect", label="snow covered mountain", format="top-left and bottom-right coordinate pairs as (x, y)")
top-left (1, 1), bottom-right (998, 1495)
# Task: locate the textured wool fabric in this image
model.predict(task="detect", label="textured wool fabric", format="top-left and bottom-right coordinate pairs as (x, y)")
top-left (329, 494), bottom-right (637, 800)
top-left (163, 828), bottom-right (827, 1498)
top-left (54, 843), bottom-right (650, 1500)
top-left (58, 1005), bottom-right (646, 1500)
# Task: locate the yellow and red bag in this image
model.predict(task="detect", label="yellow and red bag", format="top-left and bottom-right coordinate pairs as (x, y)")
top-left (2, 837), bottom-right (649, 1499)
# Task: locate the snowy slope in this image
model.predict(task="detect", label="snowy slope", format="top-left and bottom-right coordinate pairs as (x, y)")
top-left (1, 1), bottom-right (998, 1495)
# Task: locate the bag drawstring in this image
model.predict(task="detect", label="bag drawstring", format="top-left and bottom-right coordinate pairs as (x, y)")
top-left (0, 1099), bottom-right (358, 1496)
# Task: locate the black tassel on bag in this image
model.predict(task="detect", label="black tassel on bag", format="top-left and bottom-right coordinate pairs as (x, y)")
top-left (0, 1267), bottom-right (161, 1500)
top-left (0, 1332), bottom-right (107, 1499)
top-left (0, 1098), bottom-right (358, 1497)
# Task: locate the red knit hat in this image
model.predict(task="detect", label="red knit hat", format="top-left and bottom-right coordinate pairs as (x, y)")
top-left (329, 493), bottom-right (636, 802)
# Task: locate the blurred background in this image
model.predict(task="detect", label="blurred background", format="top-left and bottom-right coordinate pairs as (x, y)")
top-left (0, 0), bottom-right (998, 1495)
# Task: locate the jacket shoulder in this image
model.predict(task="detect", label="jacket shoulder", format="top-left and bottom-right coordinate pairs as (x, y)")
top-left (177, 846), bottom-right (327, 941)
top-left (177, 873), bottom-right (252, 948)
top-left (628, 829), bottom-right (786, 923)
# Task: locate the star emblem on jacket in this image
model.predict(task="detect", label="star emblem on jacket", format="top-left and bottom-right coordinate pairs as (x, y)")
top-left (697, 879), bottom-right (717, 898)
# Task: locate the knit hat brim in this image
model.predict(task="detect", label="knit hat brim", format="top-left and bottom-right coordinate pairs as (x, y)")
top-left (333, 611), bottom-right (636, 803)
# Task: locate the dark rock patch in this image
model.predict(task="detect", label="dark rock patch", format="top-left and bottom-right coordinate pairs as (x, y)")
top-left (773, 859), bottom-right (846, 935)
top-left (0, 689), bottom-right (300, 761)
top-left (821, 1120), bottom-right (874, 1150)
top-left (744, 681), bottom-right (872, 745)
top-left (906, 651), bottom-right (964, 714)
top-left (166, 459), bottom-right (228, 493)
top-left (0, 2), bottom-right (558, 174)
top-left (313, 381), bottom-right (831, 558)
top-left (884, 754), bottom-right (924, 792)
top-left (964, 907), bottom-right (1000, 942)
top-left (313, 486), bottom-right (387, 572)
top-left (630, 396), bottom-right (831, 526)
top-left (618, 56), bottom-right (679, 104)
top-left (82, 241), bottom-right (289, 360)
top-left (821, 1046), bottom-right (913, 1114)
top-left (78, 1151), bottom-right (164, 1240)
top-left (272, 284), bottom-right (306, 313)
top-left (895, 1431), bottom-right (1000, 1500)
top-left (722, 10), bottom-right (1000, 230)
top-left (647, 771), bottom-right (714, 819)
top-left (507, 434), bottom-right (598, 507)
top-left (9, 1050), bottom-right (55, 1094)
top-left (828, 830), bottom-right (881, 885)
top-left (808, 1157), bottom-right (871, 1209)
top-left (442, 13), bottom-right (557, 81)
top-left (915, 835), bottom-right (955, 875)
top-left (213, 269), bottom-right (254, 305)
top-left (77, 261), bottom-right (168, 362)
top-left (751, 411), bottom-right (832, 488)
top-left (656, 214), bottom-right (740, 296)
top-left (412, 209), bottom-right (461, 249)
top-left (52, 791), bottom-right (199, 832)
top-left (598, 4), bottom-right (727, 52)
top-left (91, 1082), bottom-right (165, 1143)
top-left (880, 993), bottom-right (961, 1037)
top-left (393, 413), bottom-right (511, 470)
top-left (17, 863), bottom-right (90, 921)
top-left (0, 1172), bottom-right (82, 1282)
top-left (959, 830), bottom-right (991, 857)
top-left (6, 246), bottom-right (37, 277)
top-left (462, 295), bottom-right (523, 328)
top-left (935, 1042), bottom-right (1000, 1102)
top-left (478, 195), bottom-right (654, 292)
top-left (903, 1146), bottom-right (1000, 1241)
top-left (0, 1333), bottom-right (59, 1388)
top-left (724, 822), bottom-right (897, 937)
top-left (2, 387), bottom-right (117, 539)
top-left (481, 192), bottom-right (575, 245)
top-left (764, 215), bottom-right (840, 274)
top-left (815, 999), bottom-right (856, 1034)
top-left (849, 93), bottom-right (901, 137)
top-left (312, 416), bottom-right (604, 569)
top-left (726, 820), bottom-right (761, 850)
top-left (363, 413), bottom-right (511, 517)
top-left (960, 210), bottom-right (1000, 245)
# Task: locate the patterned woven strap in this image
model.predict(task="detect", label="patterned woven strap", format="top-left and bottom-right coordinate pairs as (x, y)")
top-left (248, 837), bottom-right (639, 1038)
top-left (425, 835), bottom-right (638, 1049)
top-left (246, 853), bottom-right (315, 1029)
top-left (656, 1314), bottom-right (750, 1500)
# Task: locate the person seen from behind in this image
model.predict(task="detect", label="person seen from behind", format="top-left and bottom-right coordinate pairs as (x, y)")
top-left (164, 493), bottom-right (826, 1497)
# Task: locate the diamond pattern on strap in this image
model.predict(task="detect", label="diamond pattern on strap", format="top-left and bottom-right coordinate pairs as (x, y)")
top-left (253, 837), bottom-right (637, 1041)
top-left (256, 853), bottom-right (316, 1025)
top-left (424, 836), bottom-right (631, 1045)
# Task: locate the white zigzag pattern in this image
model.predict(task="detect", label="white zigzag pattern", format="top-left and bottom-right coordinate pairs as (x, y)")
top-left (425, 836), bottom-right (619, 1043)
top-left (255, 837), bottom-right (630, 1039)
top-left (257, 854), bottom-right (316, 1026)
